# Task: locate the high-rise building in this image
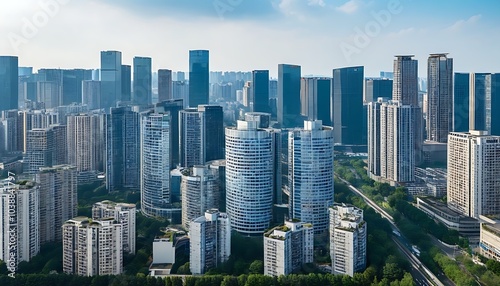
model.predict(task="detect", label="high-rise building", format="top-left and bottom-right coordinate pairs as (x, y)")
top-left (289, 120), bottom-right (334, 233)
top-left (158, 69), bottom-right (173, 102)
top-left (251, 70), bottom-right (270, 113)
top-left (490, 74), bottom-right (500, 136)
top-left (82, 80), bottom-right (101, 110)
top-left (447, 131), bottom-right (500, 218)
top-left (62, 217), bottom-right (123, 276)
top-left (133, 57), bottom-right (152, 106)
top-left (364, 78), bottom-right (393, 103)
top-left (24, 125), bottom-right (67, 175)
top-left (121, 65), bottom-right (131, 102)
top-left (105, 107), bottom-right (140, 191)
top-left (140, 111), bottom-right (171, 218)
top-left (173, 81), bottom-right (189, 104)
top-left (100, 51), bottom-right (122, 109)
top-left (225, 115), bottom-right (276, 235)
top-left (427, 54), bottom-right (453, 143)
top-left (0, 179), bottom-right (40, 272)
top-left (278, 64), bottom-right (302, 128)
top-left (155, 99), bottom-right (184, 168)
top-left (62, 69), bottom-right (93, 105)
top-left (300, 78), bottom-right (332, 126)
top-left (37, 81), bottom-right (61, 108)
top-left (92, 201), bottom-right (136, 254)
top-left (181, 165), bottom-right (221, 229)
top-left (333, 66), bottom-right (364, 145)
top-left (329, 203), bottom-right (367, 277)
top-left (0, 56), bottom-right (19, 111)
top-left (453, 73), bottom-right (470, 132)
top-left (36, 165), bottom-right (77, 243)
top-left (180, 105), bottom-right (224, 168)
top-left (469, 73), bottom-right (489, 132)
top-left (189, 209), bottom-right (231, 275)
top-left (263, 220), bottom-right (314, 277)
top-left (367, 98), bottom-right (385, 178)
top-left (189, 50), bottom-right (209, 107)
top-left (393, 55), bottom-right (418, 106)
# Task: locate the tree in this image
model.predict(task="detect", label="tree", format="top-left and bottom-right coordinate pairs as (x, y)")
top-left (249, 260), bottom-right (264, 274)
top-left (383, 262), bottom-right (403, 281)
top-left (399, 272), bottom-right (415, 286)
top-left (177, 262), bottom-right (191, 274)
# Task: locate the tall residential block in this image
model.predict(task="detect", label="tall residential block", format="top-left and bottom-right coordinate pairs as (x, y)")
top-left (100, 51), bottom-right (122, 109)
top-left (278, 64), bottom-right (302, 128)
top-left (189, 209), bottom-right (231, 275)
top-left (263, 220), bottom-right (314, 277)
top-left (447, 131), bottom-right (500, 218)
top-left (155, 99), bottom-right (184, 167)
top-left (427, 54), bottom-right (453, 143)
top-left (24, 125), bottom-right (67, 175)
top-left (92, 201), bottom-right (136, 254)
top-left (0, 56), bottom-right (19, 111)
top-left (289, 120), bottom-right (334, 233)
top-left (189, 50), bottom-right (209, 107)
top-left (329, 203), bottom-right (367, 277)
top-left (133, 57), bottom-right (152, 106)
top-left (393, 55), bottom-right (418, 106)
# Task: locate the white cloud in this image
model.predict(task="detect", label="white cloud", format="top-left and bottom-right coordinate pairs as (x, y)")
top-left (387, 27), bottom-right (415, 38)
top-left (445, 14), bottom-right (481, 32)
top-left (308, 0), bottom-right (326, 7)
top-left (336, 0), bottom-right (359, 14)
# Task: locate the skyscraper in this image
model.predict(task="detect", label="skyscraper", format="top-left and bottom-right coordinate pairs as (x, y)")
top-left (251, 70), bottom-right (270, 113)
top-left (278, 64), bottom-right (302, 128)
top-left (100, 51), bottom-right (122, 109)
top-left (24, 125), bottom-right (67, 175)
top-left (453, 73), bottom-right (470, 132)
top-left (367, 98), bottom-right (385, 179)
top-left (289, 120), bottom-right (334, 233)
top-left (189, 50), bottom-right (209, 107)
top-left (62, 69), bottom-right (93, 105)
top-left (393, 55), bottom-right (418, 106)
top-left (427, 54), bottom-right (453, 143)
top-left (329, 203), bottom-right (367, 277)
top-left (300, 78), bottom-right (332, 126)
top-left (105, 107), bottom-right (140, 191)
top-left (0, 56), bottom-right (18, 111)
top-left (82, 80), bottom-right (101, 110)
top-left (225, 116), bottom-right (276, 235)
top-left (333, 66), bottom-right (364, 145)
top-left (158, 69), bottom-right (173, 102)
top-left (36, 81), bottom-right (60, 108)
top-left (155, 99), bottom-right (184, 168)
top-left (189, 209), bottom-right (231, 275)
top-left (364, 78), bottom-right (393, 103)
top-left (469, 73), bottom-right (489, 131)
top-left (447, 131), bottom-right (500, 218)
top-left (133, 56), bottom-right (152, 106)
top-left (140, 111), bottom-right (171, 218)
top-left (121, 65), bottom-right (131, 102)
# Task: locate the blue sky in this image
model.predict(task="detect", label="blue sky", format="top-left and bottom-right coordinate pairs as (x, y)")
top-left (1, 0), bottom-right (499, 77)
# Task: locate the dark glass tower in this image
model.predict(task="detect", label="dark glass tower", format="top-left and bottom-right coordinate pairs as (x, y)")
top-left (332, 66), bottom-right (364, 145)
top-left (278, 64), bottom-right (301, 128)
top-left (158, 69), bottom-right (173, 102)
top-left (189, 50), bottom-right (209, 107)
top-left (100, 51), bottom-right (122, 110)
top-left (490, 74), bottom-right (500, 135)
top-left (0, 56), bottom-right (18, 110)
top-left (133, 57), bottom-right (152, 106)
top-left (199, 105), bottom-right (224, 162)
top-left (251, 70), bottom-right (270, 113)
top-left (121, 65), bottom-right (131, 102)
top-left (364, 78), bottom-right (393, 102)
top-left (453, 73), bottom-right (469, 132)
top-left (62, 69), bottom-right (92, 105)
top-left (470, 73), bottom-right (489, 131)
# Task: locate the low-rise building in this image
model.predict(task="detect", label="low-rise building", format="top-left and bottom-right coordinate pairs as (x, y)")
top-left (479, 217), bottom-right (500, 262)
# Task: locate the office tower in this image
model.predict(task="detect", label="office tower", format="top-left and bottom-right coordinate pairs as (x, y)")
top-left (242, 81), bottom-right (252, 107)
top-left (469, 73), bottom-right (489, 131)
top-left (133, 57), bottom-right (152, 106)
top-left (0, 179), bottom-right (40, 271)
top-left (333, 66), bottom-right (364, 145)
top-left (24, 125), bottom-right (66, 174)
top-left (62, 69), bottom-right (93, 105)
top-left (329, 203), bottom-right (367, 277)
top-left (100, 51), bottom-right (122, 109)
top-left (36, 165), bottom-right (77, 243)
top-left (489, 74), bottom-right (500, 136)
top-left (225, 116), bottom-right (276, 235)
top-left (62, 217), bottom-right (123, 276)
top-left (0, 56), bottom-right (19, 111)
top-left (251, 70), bottom-right (270, 113)
top-left (427, 54), bottom-right (453, 143)
top-left (158, 69), bottom-right (173, 102)
top-left (289, 120), bottom-right (334, 233)
top-left (189, 209), bottom-right (231, 275)
top-left (264, 220), bottom-right (314, 277)
top-left (92, 201), bottom-right (136, 254)
top-left (105, 107), bottom-right (140, 191)
top-left (447, 131), bottom-right (500, 218)
top-left (121, 65), bottom-right (131, 102)
top-left (67, 113), bottom-right (104, 182)
top-left (0, 110), bottom-right (21, 153)
top-left (364, 78), bottom-right (393, 103)
top-left (189, 50), bottom-right (209, 107)
top-left (155, 99), bottom-right (184, 167)
top-left (453, 73), bottom-right (470, 132)
top-left (181, 165), bottom-right (221, 229)
top-left (140, 111), bottom-right (171, 217)
top-left (269, 79), bottom-right (278, 98)
top-left (176, 71), bottom-right (186, 82)
top-left (37, 81), bottom-right (60, 108)
top-left (393, 55), bottom-right (418, 106)
top-left (278, 64), bottom-right (302, 128)
top-left (380, 71), bottom-right (394, 79)
top-left (180, 105), bottom-right (224, 168)
top-left (301, 78), bottom-right (332, 126)
top-left (82, 80), bottom-right (101, 110)
top-left (173, 81), bottom-right (189, 104)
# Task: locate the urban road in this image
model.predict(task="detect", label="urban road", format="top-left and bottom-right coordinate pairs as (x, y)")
top-left (335, 174), bottom-right (452, 286)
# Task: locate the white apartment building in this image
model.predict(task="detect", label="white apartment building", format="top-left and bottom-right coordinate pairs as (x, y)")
top-left (263, 220), bottom-right (314, 277)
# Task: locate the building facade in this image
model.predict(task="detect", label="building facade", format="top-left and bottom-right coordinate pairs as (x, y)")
top-left (158, 69), bottom-right (173, 102)
top-left (100, 51), bottom-right (122, 109)
top-left (133, 56), bottom-right (152, 106)
top-left (0, 56), bottom-right (18, 111)
top-left (278, 64), bottom-right (302, 128)
top-left (189, 50), bottom-right (209, 107)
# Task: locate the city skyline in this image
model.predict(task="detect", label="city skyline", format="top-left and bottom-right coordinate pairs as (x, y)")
top-left (2, 1), bottom-right (500, 77)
